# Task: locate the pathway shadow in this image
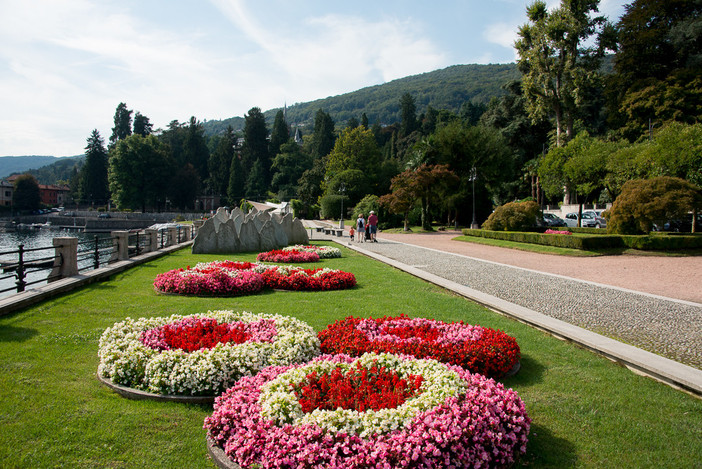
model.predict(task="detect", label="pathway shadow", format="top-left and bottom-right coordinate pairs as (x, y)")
top-left (0, 324), bottom-right (39, 342)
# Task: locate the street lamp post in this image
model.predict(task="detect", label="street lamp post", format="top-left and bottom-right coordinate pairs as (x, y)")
top-left (339, 182), bottom-right (346, 229)
top-left (470, 166), bottom-right (479, 229)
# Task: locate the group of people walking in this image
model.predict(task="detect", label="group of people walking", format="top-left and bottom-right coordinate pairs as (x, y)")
top-left (349, 211), bottom-right (378, 243)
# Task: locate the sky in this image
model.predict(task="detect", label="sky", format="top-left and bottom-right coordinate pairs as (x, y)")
top-left (0, 0), bottom-right (629, 157)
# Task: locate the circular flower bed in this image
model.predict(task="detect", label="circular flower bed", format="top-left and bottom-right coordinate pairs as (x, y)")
top-left (283, 244), bottom-right (342, 259)
top-left (153, 262), bottom-right (264, 296)
top-left (257, 249), bottom-right (320, 263)
top-left (318, 315), bottom-right (520, 378)
top-left (205, 352), bottom-right (530, 468)
top-left (98, 311), bottom-right (320, 396)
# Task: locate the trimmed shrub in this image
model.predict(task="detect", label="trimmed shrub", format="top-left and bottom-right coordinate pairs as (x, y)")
top-left (607, 177), bottom-right (702, 234)
top-left (482, 201), bottom-right (541, 231)
top-left (462, 229), bottom-right (702, 251)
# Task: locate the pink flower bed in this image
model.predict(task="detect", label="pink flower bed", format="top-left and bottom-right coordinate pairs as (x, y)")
top-left (257, 249), bottom-right (320, 263)
top-left (544, 229), bottom-right (572, 235)
top-left (205, 353), bottom-right (530, 468)
top-left (154, 261), bottom-right (356, 296)
top-left (153, 264), bottom-right (264, 296)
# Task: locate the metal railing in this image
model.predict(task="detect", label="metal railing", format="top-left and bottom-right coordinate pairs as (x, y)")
top-left (0, 224), bottom-right (196, 297)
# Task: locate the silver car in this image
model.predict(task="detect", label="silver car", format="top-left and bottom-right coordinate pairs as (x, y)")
top-left (582, 210), bottom-right (606, 228)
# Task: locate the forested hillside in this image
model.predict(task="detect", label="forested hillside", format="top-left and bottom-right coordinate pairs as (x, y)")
top-left (0, 156), bottom-right (63, 178)
top-left (202, 63), bottom-right (519, 135)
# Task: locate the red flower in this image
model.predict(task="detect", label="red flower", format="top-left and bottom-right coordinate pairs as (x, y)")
top-left (318, 315), bottom-right (521, 378)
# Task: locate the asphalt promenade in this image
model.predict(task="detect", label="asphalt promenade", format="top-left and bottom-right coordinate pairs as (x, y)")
top-left (312, 228), bottom-right (702, 397)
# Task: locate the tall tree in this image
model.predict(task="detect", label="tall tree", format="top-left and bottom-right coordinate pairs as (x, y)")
top-left (208, 126), bottom-right (237, 202)
top-left (360, 113), bottom-right (369, 130)
top-left (133, 112), bottom-right (153, 136)
top-left (227, 155), bottom-right (246, 205)
top-left (269, 110), bottom-right (289, 160)
top-left (108, 135), bottom-right (173, 212)
top-left (109, 102), bottom-right (133, 148)
top-left (79, 129), bottom-right (109, 205)
top-left (183, 116), bottom-right (210, 183)
top-left (324, 126), bottom-right (382, 202)
top-left (399, 93), bottom-right (418, 137)
top-left (241, 107), bottom-right (270, 194)
top-left (515, 0), bottom-right (609, 146)
top-left (309, 109), bottom-right (336, 159)
top-left (271, 142), bottom-right (313, 200)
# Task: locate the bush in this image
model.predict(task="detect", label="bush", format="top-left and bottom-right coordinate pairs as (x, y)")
top-left (319, 194), bottom-right (348, 220)
top-left (352, 195), bottom-right (380, 220)
top-left (482, 201), bottom-right (541, 231)
top-left (607, 177), bottom-right (702, 234)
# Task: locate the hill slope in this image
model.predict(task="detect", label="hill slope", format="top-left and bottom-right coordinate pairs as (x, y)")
top-left (0, 156), bottom-right (64, 178)
top-left (203, 63), bottom-right (519, 135)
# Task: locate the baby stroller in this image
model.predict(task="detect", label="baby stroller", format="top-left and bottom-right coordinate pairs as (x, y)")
top-left (365, 226), bottom-right (371, 241)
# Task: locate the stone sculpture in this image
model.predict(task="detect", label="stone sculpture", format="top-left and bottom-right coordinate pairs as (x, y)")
top-left (192, 207), bottom-right (309, 254)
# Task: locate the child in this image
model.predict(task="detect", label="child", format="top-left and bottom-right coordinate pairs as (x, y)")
top-left (348, 227), bottom-right (355, 241)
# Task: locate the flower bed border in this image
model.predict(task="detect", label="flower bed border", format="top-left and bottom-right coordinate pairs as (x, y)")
top-left (97, 373), bottom-right (216, 404)
top-left (206, 436), bottom-right (240, 469)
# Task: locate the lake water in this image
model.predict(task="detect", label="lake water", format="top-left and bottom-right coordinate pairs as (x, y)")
top-left (0, 228), bottom-right (111, 299)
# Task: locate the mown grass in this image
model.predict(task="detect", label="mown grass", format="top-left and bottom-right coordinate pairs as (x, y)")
top-left (0, 242), bottom-right (700, 468)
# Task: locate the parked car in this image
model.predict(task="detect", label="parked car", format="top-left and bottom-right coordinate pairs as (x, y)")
top-left (564, 211), bottom-right (607, 228)
top-left (564, 212), bottom-right (579, 227)
top-left (582, 210), bottom-right (607, 228)
top-left (542, 212), bottom-right (567, 227)
top-left (98, 213), bottom-right (111, 219)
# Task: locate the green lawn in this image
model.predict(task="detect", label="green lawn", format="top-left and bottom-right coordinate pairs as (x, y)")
top-left (0, 243), bottom-right (700, 468)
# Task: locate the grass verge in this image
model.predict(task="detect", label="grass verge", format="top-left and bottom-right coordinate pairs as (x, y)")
top-left (0, 242), bottom-right (700, 467)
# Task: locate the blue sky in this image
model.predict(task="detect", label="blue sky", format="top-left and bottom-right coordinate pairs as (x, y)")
top-left (0, 0), bottom-right (629, 157)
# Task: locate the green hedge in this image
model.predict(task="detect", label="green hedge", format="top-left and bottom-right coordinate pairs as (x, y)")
top-left (461, 229), bottom-right (702, 251)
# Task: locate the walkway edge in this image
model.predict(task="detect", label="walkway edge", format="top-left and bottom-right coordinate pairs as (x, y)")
top-left (0, 242), bottom-right (193, 317)
top-left (337, 239), bottom-right (702, 398)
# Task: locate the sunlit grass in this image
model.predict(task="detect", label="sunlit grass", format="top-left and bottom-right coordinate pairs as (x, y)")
top-left (0, 242), bottom-right (700, 467)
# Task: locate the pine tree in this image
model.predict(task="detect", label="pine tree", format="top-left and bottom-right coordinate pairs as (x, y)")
top-left (133, 112), bottom-right (153, 136)
top-left (109, 102), bottom-right (133, 148)
top-left (79, 129), bottom-right (109, 205)
top-left (269, 110), bottom-right (290, 161)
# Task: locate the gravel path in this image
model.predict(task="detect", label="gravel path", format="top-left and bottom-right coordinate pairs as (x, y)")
top-left (335, 231), bottom-right (702, 370)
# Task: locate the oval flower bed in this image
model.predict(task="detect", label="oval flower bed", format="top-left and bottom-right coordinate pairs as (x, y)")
top-left (318, 315), bottom-right (520, 378)
top-left (153, 262), bottom-right (264, 296)
top-left (154, 261), bottom-right (356, 295)
top-left (283, 244), bottom-right (342, 259)
top-left (257, 249), bottom-right (320, 263)
top-left (257, 265), bottom-right (357, 291)
top-left (205, 352), bottom-right (530, 468)
top-left (98, 311), bottom-right (320, 397)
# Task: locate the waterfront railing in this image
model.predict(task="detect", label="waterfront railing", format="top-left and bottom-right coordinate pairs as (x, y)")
top-left (0, 224), bottom-right (196, 296)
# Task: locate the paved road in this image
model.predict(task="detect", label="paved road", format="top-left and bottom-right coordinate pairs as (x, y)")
top-left (320, 230), bottom-right (702, 370)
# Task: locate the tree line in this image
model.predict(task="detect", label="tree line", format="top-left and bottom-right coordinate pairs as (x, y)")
top-left (69, 0), bottom-right (699, 230)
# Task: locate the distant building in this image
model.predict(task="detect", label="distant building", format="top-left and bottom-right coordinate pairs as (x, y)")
top-left (0, 179), bottom-right (13, 206)
top-left (4, 174), bottom-right (69, 207)
top-left (39, 184), bottom-right (70, 206)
